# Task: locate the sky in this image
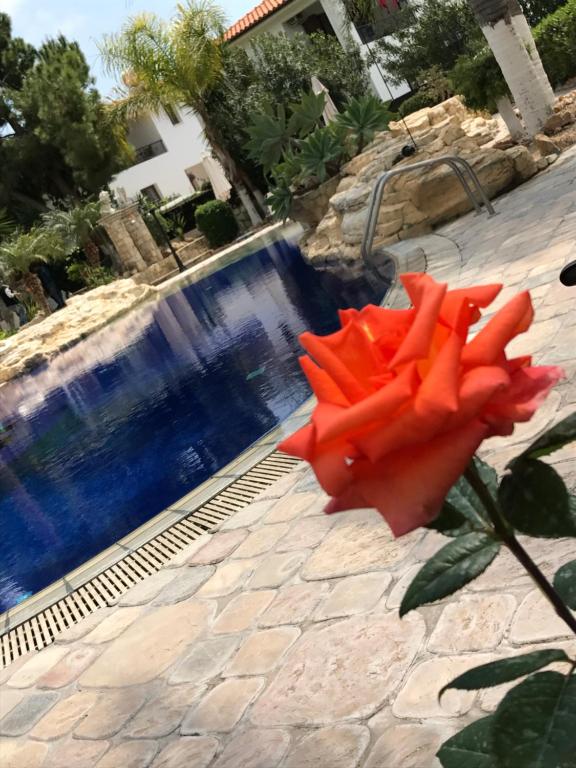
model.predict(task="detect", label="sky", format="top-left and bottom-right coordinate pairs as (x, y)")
top-left (0, 0), bottom-right (257, 97)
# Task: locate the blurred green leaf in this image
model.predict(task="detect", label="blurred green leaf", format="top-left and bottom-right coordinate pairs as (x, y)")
top-left (499, 459), bottom-right (576, 538)
top-left (554, 560), bottom-right (576, 610)
top-left (288, 90), bottom-right (326, 137)
top-left (399, 532), bottom-right (500, 616)
top-left (493, 671), bottom-right (576, 768)
top-left (437, 716), bottom-right (496, 768)
top-left (510, 412), bottom-right (576, 464)
top-left (428, 457), bottom-right (495, 536)
top-left (440, 650), bottom-right (572, 697)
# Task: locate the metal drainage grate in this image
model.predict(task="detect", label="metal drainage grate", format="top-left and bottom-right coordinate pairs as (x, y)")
top-left (0, 450), bottom-right (304, 668)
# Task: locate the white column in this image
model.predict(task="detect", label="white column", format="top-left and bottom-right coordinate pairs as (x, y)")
top-left (480, 17), bottom-right (553, 135)
top-left (496, 95), bottom-right (527, 140)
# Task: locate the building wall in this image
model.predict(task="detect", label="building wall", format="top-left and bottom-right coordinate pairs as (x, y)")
top-left (110, 0), bottom-right (410, 202)
top-left (232, 0), bottom-right (410, 102)
top-left (110, 107), bottom-right (209, 203)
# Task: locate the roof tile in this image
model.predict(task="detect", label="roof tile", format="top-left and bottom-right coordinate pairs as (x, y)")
top-left (225, 0), bottom-right (292, 41)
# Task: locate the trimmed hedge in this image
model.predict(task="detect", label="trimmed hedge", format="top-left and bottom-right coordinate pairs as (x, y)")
top-left (535, 0), bottom-right (576, 87)
top-left (398, 90), bottom-right (440, 118)
top-left (195, 200), bottom-right (239, 248)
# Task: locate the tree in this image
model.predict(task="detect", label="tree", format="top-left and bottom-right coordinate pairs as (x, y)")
top-left (0, 228), bottom-right (66, 316)
top-left (467, 0), bottom-right (555, 135)
top-left (0, 15), bottom-right (131, 225)
top-left (42, 200), bottom-right (103, 266)
top-left (204, 32), bottom-right (370, 186)
top-left (376, 1), bottom-right (482, 87)
top-left (100, 0), bottom-right (264, 223)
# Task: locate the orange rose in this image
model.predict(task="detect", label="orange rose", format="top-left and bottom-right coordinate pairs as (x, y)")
top-left (279, 273), bottom-right (564, 537)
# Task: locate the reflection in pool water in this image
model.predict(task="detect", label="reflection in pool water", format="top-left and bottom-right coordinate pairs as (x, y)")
top-left (0, 236), bottom-right (385, 611)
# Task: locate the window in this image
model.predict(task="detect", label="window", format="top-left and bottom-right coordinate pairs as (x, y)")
top-left (164, 104), bottom-right (182, 125)
top-left (140, 185), bottom-right (162, 204)
top-left (354, 0), bottom-right (410, 44)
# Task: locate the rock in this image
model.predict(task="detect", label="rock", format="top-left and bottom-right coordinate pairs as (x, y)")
top-left (283, 725), bottom-right (370, 768)
top-left (330, 184), bottom-right (372, 213)
top-left (534, 133), bottom-right (561, 156)
top-left (151, 738), bottom-right (219, 768)
top-left (0, 279), bottom-right (156, 385)
top-left (302, 510), bottom-right (415, 581)
top-left (80, 601), bottom-right (213, 687)
top-left (213, 590), bottom-right (276, 634)
top-left (181, 677), bottom-right (264, 733)
top-left (438, 116), bottom-right (465, 145)
top-left (506, 145), bottom-right (539, 181)
top-left (543, 110), bottom-right (574, 135)
top-left (301, 95), bottom-right (544, 272)
top-left (223, 627), bottom-right (300, 676)
top-left (289, 176), bottom-right (340, 227)
top-left (251, 612), bottom-right (425, 726)
top-left (211, 729), bottom-right (290, 768)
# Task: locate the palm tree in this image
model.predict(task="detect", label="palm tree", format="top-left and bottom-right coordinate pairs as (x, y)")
top-left (0, 209), bottom-right (15, 241)
top-left (99, 0), bottom-right (263, 222)
top-left (42, 200), bottom-right (103, 266)
top-left (0, 228), bottom-right (66, 318)
top-left (467, 0), bottom-right (554, 136)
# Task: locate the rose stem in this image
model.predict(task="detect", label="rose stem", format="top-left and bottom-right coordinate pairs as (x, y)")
top-left (464, 460), bottom-right (576, 637)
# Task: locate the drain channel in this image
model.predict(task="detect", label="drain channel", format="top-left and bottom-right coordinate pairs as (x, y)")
top-left (0, 451), bottom-right (303, 668)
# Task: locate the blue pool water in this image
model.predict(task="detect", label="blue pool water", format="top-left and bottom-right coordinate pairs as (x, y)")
top-left (0, 235), bottom-right (384, 611)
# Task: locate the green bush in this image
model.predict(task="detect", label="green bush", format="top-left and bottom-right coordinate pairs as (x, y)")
top-left (535, 0), bottom-right (576, 87)
top-left (398, 90), bottom-right (440, 118)
top-left (195, 201), bottom-right (239, 248)
top-left (450, 47), bottom-right (508, 112)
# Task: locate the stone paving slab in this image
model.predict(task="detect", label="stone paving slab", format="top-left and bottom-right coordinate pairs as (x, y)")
top-left (1, 147), bottom-right (576, 767)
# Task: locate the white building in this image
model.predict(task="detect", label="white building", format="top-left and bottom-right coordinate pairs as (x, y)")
top-left (110, 0), bottom-right (411, 205)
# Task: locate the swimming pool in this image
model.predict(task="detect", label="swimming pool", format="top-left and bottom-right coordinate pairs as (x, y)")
top-left (0, 232), bottom-right (384, 612)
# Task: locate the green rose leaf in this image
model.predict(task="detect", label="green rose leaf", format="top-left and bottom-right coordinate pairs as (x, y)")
top-left (429, 457), bottom-right (496, 537)
top-left (493, 671), bottom-right (576, 768)
top-left (440, 650), bottom-right (571, 697)
top-left (498, 459), bottom-right (576, 538)
top-left (510, 412), bottom-right (576, 464)
top-left (437, 715), bottom-right (496, 768)
top-left (399, 532), bottom-right (500, 617)
top-left (554, 560), bottom-right (576, 610)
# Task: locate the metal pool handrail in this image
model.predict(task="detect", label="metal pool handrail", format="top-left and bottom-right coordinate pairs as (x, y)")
top-left (361, 155), bottom-right (496, 262)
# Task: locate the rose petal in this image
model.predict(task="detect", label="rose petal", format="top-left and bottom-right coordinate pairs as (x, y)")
top-left (299, 355), bottom-right (350, 407)
top-left (440, 284), bottom-right (502, 331)
top-left (462, 291), bottom-right (534, 366)
top-left (352, 419), bottom-right (489, 536)
top-left (315, 364), bottom-right (418, 444)
top-left (484, 365), bottom-right (565, 424)
top-left (300, 324), bottom-right (378, 402)
top-left (389, 274), bottom-right (447, 367)
top-left (416, 330), bottom-right (463, 415)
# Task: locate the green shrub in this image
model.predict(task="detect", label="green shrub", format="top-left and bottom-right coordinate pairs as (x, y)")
top-left (66, 263), bottom-right (115, 289)
top-left (450, 47), bottom-right (508, 112)
top-left (535, 0), bottom-right (576, 87)
top-left (195, 201), bottom-right (239, 248)
top-left (398, 90), bottom-right (440, 118)
top-left (336, 95), bottom-right (393, 153)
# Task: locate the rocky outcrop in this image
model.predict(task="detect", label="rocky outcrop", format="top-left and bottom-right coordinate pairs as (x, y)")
top-left (302, 97), bottom-right (550, 275)
top-left (0, 280), bottom-right (156, 385)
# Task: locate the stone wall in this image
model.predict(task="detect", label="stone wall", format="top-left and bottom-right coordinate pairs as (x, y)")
top-left (99, 205), bottom-right (164, 276)
top-left (302, 97), bottom-right (552, 275)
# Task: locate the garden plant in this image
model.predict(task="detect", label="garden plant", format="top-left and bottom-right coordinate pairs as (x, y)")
top-left (279, 272), bottom-right (576, 767)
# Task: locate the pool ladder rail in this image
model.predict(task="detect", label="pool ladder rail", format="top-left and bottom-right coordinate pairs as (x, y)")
top-left (361, 155), bottom-right (496, 264)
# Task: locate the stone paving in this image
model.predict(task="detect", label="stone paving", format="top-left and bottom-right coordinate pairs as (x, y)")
top-left (1, 148), bottom-right (576, 768)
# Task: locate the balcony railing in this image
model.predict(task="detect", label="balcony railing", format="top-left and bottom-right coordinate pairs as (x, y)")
top-left (133, 139), bottom-right (168, 165)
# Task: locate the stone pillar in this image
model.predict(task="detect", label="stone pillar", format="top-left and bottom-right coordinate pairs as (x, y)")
top-left (99, 209), bottom-right (147, 275)
top-left (120, 204), bottom-right (164, 267)
top-left (99, 204), bottom-right (163, 276)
